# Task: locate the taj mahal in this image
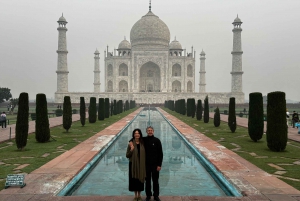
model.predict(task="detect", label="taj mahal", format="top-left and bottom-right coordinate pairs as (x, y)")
top-left (55, 4), bottom-right (244, 104)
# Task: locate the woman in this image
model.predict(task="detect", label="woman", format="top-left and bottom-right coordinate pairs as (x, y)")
top-left (126, 128), bottom-right (146, 201)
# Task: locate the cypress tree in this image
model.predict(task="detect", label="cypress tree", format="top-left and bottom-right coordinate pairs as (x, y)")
top-left (191, 98), bottom-right (196, 118)
top-left (63, 96), bottom-right (72, 132)
top-left (204, 96), bottom-right (209, 123)
top-left (89, 97), bottom-right (97, 123)
top-left (187, 98), bottom-right (192, 117)
top-left (15, 92), bottom-right (29, 150)
top-left (182, 99), bottom-right (186, 115)
top-left (248, 92), bottom-right (264, 142)
top-left (196, 100), bottom-right (203, 120)
top-left (228, 97), bottom-right (236, 133)
top-left (98, 98), bottom-right (105, 120)
top-left (113, 100), bottom-right (117, 115)
top-left (80, 97), bottom-right (86, 126)
top-left (120, 100), bottom-right (123, 113)
top-left (266, 91), bottom-right (287, 151)
top-left (126, 100), bottom-right (129, 111)
top-left (110, 101), bottom-right (114, 116)
top-left (214, 107), bottom-right (221, 127)
top-left (35, 93), bottom-right (50, 142)
top-left (105, 98), bottom-right (109, 118)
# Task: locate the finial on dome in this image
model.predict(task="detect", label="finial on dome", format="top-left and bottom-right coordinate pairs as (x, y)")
top-left (149, 0), bottom-right (151, 11)
top-left (175, 36), bottom-right (176, 40)
top-left (124, 36), bottom-right (126, 40)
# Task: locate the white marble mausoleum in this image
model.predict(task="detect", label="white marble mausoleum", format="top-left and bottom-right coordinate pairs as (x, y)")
top-left (55, 6), bottom-right (244, 104)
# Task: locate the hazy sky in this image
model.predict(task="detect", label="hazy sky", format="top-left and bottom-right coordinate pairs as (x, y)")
top-left (1, 0), bottom-right (300, 101)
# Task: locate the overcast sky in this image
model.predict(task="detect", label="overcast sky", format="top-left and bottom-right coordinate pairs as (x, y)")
top-left (1, 0), bottom-right (300, 102)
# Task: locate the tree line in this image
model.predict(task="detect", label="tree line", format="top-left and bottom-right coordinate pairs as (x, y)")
top-left (164, 91), bottom-right (288, 152)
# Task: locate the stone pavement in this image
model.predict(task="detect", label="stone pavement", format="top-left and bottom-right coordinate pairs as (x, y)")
top-left (0, 109), bottom-right (300, 201)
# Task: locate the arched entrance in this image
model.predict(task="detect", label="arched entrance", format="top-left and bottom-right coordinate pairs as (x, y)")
top-left (139, 62), bottom-right (161, 92)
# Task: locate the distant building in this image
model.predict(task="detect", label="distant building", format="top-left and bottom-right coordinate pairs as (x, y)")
top-left (55, 6), bottom-right (244, 104)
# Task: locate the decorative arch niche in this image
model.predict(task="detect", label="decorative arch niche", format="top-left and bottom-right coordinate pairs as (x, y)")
top-left (172, 64), bottom-right (181, 76)
top-left (119, 63), bottom-right (128, 76)
top-left (107, 80), bottom-right (113, 92)
top-left (107, 64), bottom-right (113, 77)
top-left (172, 80), bottom-right (181, 92)
top-left (187, 64), bottom-right (193, 77)
top-left (119, 80), bottom-right (128, 92)
top-left (187, 81), bottom-right (193, 92)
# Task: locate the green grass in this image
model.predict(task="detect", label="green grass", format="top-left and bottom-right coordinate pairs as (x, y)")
top-left (162, 107), bottom-right (300, 191)
top-left (0, 108), bottom-right (138, 190)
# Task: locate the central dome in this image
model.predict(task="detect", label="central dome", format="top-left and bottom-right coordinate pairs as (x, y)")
top-left (130, 11), bottom-right (170, 49)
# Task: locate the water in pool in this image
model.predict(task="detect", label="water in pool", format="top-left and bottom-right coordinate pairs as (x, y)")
top-left (68, 109), bottom-right (229, 196)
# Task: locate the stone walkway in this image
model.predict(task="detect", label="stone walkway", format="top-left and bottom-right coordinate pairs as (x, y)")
top-left (0, 109), bottom-right (300, 201)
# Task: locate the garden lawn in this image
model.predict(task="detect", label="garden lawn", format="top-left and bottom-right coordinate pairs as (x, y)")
top-left (0, 108), bottom-right (137, 190)
top-left (162, 108), bottom-right (300, 191)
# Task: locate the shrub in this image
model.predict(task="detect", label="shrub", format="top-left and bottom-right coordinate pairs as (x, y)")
top-left (239, 112), bottom-right (243, 117)
top-left (89, 97), bottom-right (97, 123)
top-left (15, 92), bottom-right (29, 150)
top-left (203, 96), bottom-right (209, 123)
top-left (196, 100), bottom-right (202, 120)
top-left (72, 109), bottom-right (77, 114)
top-left (224, 110), bottom-right (228, 115)
top-left (35, 93), bottom-right (50, 142)
top-left (182, 99), bottom-right (186, 115)
top-left (80, 97), bottom-right (86, 126)
top-left (98, 98), bottom-right (105, 120)
top-left (110, 101), bottom-right (114, 116)
top-left (214, 107), bottom-right (220, 127)
top-left (266, 91), bottom-right (287, 151)
top-left (55, 109), bottom-right (63, 117)
top-left (228, 97), bottom-right (236, 133)
top-left (248, 92), bottom-right (264, 142)
top-left (105, 98), bottom-right (109, 118)
top-left (30, 113), bottom-right (36, 120)
top-left (63, 96), bottom-right (72, 132)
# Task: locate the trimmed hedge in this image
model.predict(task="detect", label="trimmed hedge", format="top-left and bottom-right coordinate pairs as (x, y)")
top-left (228, 97), bottom-right (236, 133)
top-left (35, 93), bottom-right (50, 142)
top-left (248, 92), bottom-right (264, 142)
top-left (98, 98), bottom-right (105, 120)
top-left (105, 98), bottom-right (110, 118)
top-left (214, 107), bottom-right (220, 127)
top-left (15, 92), bottom-right (29, 150)
top-left (89, 97), bottom-right (97, 123)
top-left (63, 96), bottom-right (72, 132)
top-left (266, 91), bottom-right (287, 151)
top-left (196, 99), bottom-right (202, 120)
top-left (203, 96), bottom-right (209, 123)
top-left (80, 97), bottom-right (86, 126)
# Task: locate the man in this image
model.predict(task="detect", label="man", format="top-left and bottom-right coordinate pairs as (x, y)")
top-left (292, 111), bottom-right (299, 128)
top-left (130, 126), bottom-right (163, 201)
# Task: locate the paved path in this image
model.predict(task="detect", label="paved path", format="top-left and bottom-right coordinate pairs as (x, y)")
top-left (0, 109), bottom-right (300, 201)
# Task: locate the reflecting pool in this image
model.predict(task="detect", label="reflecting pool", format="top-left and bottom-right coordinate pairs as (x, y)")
top-left (61, 108), bottom-right (240, 196)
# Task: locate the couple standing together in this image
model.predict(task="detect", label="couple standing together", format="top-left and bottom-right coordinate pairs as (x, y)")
top-left (126, 126), bottom-right (163, 201)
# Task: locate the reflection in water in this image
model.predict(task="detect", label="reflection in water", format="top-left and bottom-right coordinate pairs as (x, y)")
top-left (70, 109), bottom-right (226, 196)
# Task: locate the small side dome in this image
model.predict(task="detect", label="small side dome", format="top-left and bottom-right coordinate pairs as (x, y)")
top-left (118, 38), bottom-right (131, 49)
top-left (169, 38), bottom-right (182, 50)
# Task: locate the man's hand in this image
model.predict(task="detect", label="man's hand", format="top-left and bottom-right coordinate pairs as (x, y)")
top-left (157, 166), bottom-right (161, 171)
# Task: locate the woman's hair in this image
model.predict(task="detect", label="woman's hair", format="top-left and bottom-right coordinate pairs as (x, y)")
top-left (132, 128), bottom-right (144, 144)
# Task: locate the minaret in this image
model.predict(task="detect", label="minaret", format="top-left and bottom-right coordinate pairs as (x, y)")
top-left (231, 15), bottom-right (243, 93)
top-left (94, 49), bottom-right (101, 93)
top-left (56, 14), bottom-right (69, 93)
top-left (199, 50), bottom-right (206, 93)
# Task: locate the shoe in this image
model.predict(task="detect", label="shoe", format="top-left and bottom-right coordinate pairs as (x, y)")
top-left (154, 197), bottom-right (161, 201)
top-left (145, 196), bottom-right (151, 201)
top-left (137, 197), bottom-right (142, 201)
top-left (133, 198), bottom-right (137, 201)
